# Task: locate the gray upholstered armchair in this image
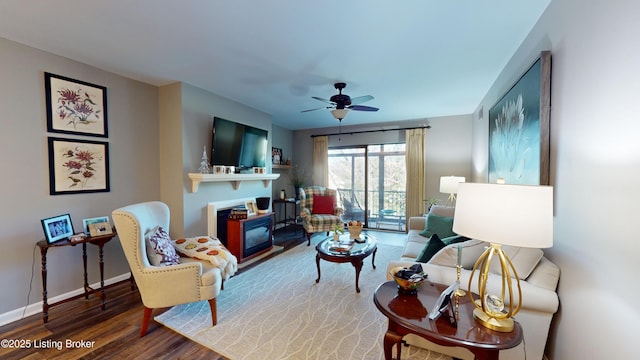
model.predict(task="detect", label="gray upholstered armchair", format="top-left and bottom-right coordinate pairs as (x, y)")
top-left (112, 201), bottom-right (222, 336)
top-left (299, 186), bottom-right (343, 246)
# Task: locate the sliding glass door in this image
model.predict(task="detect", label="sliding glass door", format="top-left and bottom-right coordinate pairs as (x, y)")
top-left (328, 144), bottom-right (406, 231)
top-left (328, 147), bottom-right (367, 225)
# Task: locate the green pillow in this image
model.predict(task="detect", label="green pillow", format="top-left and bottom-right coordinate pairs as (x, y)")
top-left (442, 235), bottom-right (470, 246)
top-left (419, 213), bottom-right (456, 239)
top-left (416, 234), bottom-right (446, 263)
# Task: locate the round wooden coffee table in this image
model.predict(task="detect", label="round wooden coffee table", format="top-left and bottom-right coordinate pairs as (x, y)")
top-left (315, 233), bottom-right (377, 293)
top-left (374, 281), bottom-right (523, 360)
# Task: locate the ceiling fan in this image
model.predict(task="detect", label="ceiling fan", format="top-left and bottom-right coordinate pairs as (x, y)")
top-left (301, 82), bottom-right (379, 120)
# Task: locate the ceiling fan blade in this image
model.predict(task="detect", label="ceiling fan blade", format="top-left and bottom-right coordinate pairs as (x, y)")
top-left (301, 106), bottom-right (332, 113)
top-left (311, 96), bottom-right (334, 104)
top-left (350, 95), bottom-right (374, 105)
top-left (348, 105), bottom-right (379, 112)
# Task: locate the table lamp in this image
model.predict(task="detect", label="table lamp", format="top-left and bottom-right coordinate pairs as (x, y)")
top-left (452, 182), bottom-right (553, 332)
top-left (439, 176), bottom-right (466, 206)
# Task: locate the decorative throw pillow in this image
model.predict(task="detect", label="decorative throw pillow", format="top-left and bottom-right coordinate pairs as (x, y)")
top-left (145, 226), bottom-right (180, 266)
top-left (441, 235), bottom-right (470, 245)
top-left (416, 234), bottom-right (446, 263)
top-left (313, 195), bottom-right (335, 214)
top-left (419, 213), bottom-right (456, 239)
top-left (429, 239), bottom-right (486, 269)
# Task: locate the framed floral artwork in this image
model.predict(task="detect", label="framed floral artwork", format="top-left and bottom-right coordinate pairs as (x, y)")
top-left (45, 72), bottom-right (108, 137)
top-left (488, 51), bottom-right (551, 185)
top-left (48, 137), bottom-right (110, 195)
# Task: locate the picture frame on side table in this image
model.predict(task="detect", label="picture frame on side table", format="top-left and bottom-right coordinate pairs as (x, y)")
top-left (45, 72), bottom-right (108, 138)
top-left (41, 214), bottom-right (75, 244)
top-left (82, 216), bottom-right (110, 234)
top-left (48, 137), bottom-right (110, 195)
top-left (488, 50), bottom-right (551, 185)
top-left (88, 222), bottom-right (113, 237)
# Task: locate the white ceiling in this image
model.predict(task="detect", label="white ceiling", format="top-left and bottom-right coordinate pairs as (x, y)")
top-left (0, 1), bottom-right (550, 130)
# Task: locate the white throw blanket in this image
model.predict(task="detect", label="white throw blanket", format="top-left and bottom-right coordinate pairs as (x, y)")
top-left (173, 236), bottom-right (238, 280)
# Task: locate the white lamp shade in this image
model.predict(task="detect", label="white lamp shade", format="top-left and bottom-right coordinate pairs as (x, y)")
top-left (439, 176), bottom-right (466, 194)
top-left (331, 109), bottom-right (349, 120)
top-left (453, 183), bottom-right (553, 248)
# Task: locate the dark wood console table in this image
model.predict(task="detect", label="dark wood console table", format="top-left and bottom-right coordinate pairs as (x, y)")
top-left (36, 231), bottom-right (132, 323)
top-left (374, 281), bottom-right (523, 360)
top-left (272, 198), bottom-right (300, 231)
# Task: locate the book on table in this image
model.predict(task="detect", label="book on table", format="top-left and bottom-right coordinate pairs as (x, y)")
top-left (329, 239), bottom-right (354, 253)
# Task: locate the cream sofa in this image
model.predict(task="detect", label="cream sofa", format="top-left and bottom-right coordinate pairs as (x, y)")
top-left (387, 206), bottom-right (560, 360)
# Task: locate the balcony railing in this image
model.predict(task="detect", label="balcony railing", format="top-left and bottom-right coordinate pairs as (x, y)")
top-left (338, 188), bottom-right (406, 230)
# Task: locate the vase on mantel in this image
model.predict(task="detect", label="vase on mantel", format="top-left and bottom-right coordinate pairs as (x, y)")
top-left (295, 186), bottom-right (301, 200)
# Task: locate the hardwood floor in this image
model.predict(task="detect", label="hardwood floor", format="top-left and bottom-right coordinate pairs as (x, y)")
top-left (0, 280), bottom-right (225, 360)
top-left (0, 228), bottom-right (402, 359)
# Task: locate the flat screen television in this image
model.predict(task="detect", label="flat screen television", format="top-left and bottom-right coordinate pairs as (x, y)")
top-left (211, 117), bottom-right (268, 170)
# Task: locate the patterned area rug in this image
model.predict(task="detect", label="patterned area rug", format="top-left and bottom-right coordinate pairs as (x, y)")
top-left (155, 237), bottom-right (452, 360)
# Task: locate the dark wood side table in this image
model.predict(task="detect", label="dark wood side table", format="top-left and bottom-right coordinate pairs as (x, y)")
top-left (36, 231), bottom-right (131, 323)
top-left (272, 198), bottom-right (300, 231)
top-left (374, 281), bottom-right (523, 360)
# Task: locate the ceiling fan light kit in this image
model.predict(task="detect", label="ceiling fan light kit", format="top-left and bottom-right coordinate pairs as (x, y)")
top-left (303, 82), bottom-right (379, 122)
top-left (331, 109), bottom-right (349, 120)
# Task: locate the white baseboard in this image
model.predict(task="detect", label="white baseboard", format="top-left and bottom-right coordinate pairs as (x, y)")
top-left (0, 272), bottom-right (132, 327)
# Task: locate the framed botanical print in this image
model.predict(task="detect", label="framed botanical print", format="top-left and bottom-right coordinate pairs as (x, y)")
top-left (48, 137), bottom-right (110, 195)
top-left (488, 51), bottom-right (551, 185)
top-left (45, 72), bottom-right (108, 137)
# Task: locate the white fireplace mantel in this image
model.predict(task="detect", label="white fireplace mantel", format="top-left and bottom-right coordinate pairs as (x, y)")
top-left (188, 173), bottom-right (280, 192)
top-left (208, 198), bottom-right (262, 237)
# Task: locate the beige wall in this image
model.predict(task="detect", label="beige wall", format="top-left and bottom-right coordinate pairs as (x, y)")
top-left (0, 38), bottom-right (160, 319)
top-left (167, 83), bottom-right (275, 238)
top-left (473, 0), bottom-right (640, 358)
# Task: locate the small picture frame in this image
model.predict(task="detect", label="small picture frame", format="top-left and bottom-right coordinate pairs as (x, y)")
top-left (245, 200), bottom-right (257, 216)
top-left (41, 214), bottom-right (75, 244)
top-left (272, 147), bottom-right (282, 164)
top-left (82, 216), bottom-right (110, 234)
top-left (88, 221), bottom-right (113, 237)
top-left (82, 216), bottom-right (109, 234)
top-left (428, 281), bottom-right (459, 321)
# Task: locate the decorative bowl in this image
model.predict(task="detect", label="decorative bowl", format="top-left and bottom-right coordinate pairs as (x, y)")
top-left (389, 266), bottom-right (427, 294)
top-left (347, 221), bottom-right (363, 238)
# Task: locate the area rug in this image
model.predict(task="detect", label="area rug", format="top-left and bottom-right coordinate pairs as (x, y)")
top-left (155, 237), bottom-right (452, 360)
